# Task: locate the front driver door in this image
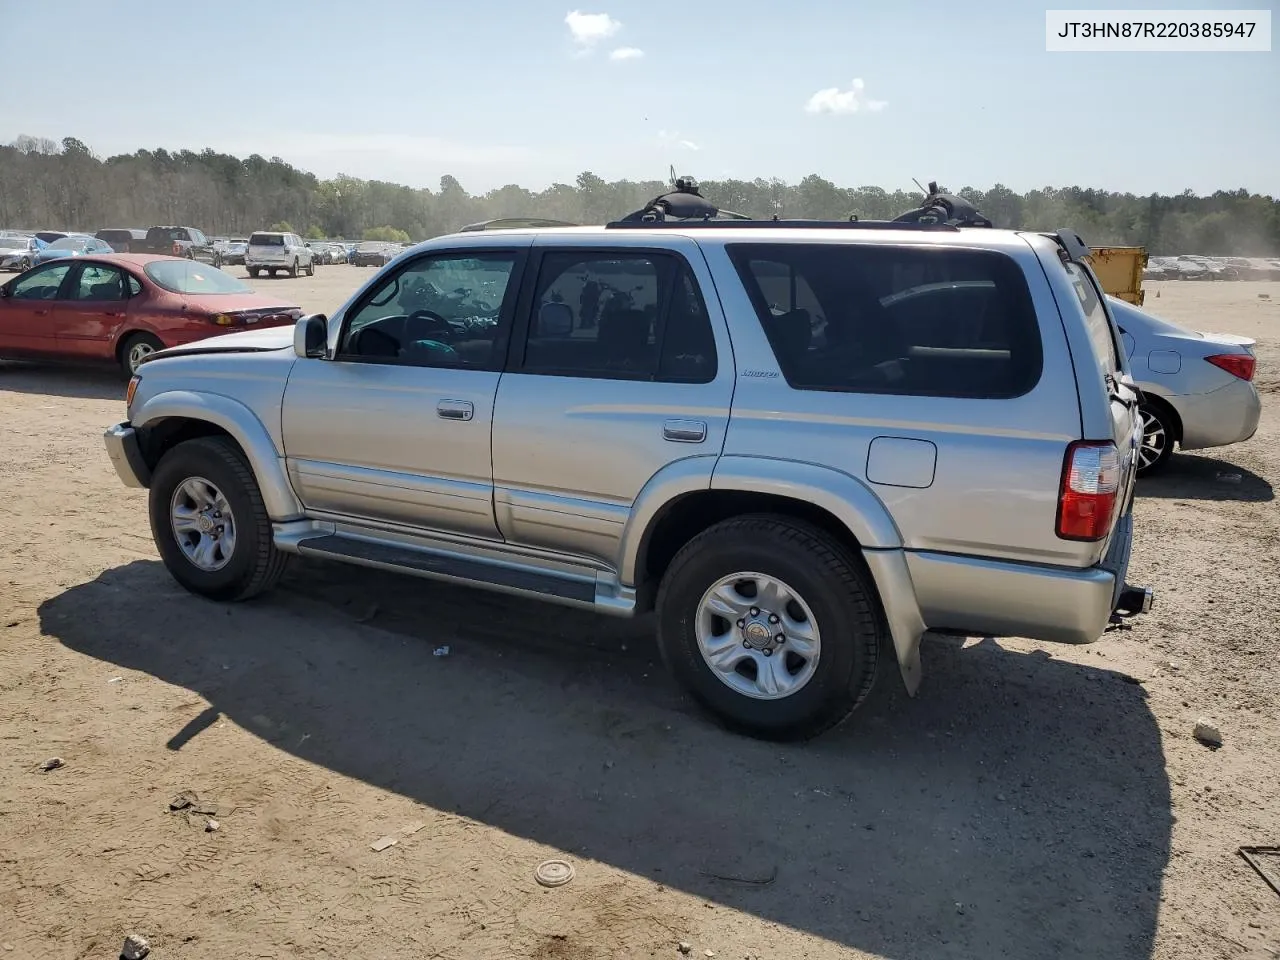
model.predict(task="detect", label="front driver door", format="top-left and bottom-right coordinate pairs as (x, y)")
top-left (0, 262), bottom-right (75, 357)
top-left (281, 247), bottom-right (525, 540)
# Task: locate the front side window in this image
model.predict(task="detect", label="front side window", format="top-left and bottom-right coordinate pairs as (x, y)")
top-left (339, 252), bottom-right (518, 369)
top-left (728, 243), bottom-right (1043, 399)
top-left (72, 264), bottom-right (127, 301)
top-left (10, 263), bottom-right (72, 300)
top-left (522, 251), bottom-right (717, 383)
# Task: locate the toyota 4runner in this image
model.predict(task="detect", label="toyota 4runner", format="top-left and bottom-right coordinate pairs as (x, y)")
top-left (103, 186), bottom-right (1153, 740)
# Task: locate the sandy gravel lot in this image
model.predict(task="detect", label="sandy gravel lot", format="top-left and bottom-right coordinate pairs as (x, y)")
top-left (1, 268), bottom-right (1277, 959)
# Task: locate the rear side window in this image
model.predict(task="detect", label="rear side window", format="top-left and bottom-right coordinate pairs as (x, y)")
top-left (249, 233), bottom-right (285, 246)
top-left (522, 251), bottom-right (717, 383)
top-left (727, 243), bottom-right (1043, 399)
top-left (1064, 262), bottom-right (1121, 378)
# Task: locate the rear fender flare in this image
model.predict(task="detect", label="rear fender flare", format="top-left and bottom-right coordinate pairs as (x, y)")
top-left (133, 390), bottom-right (303, 520)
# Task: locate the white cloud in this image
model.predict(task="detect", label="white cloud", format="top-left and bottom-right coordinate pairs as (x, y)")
top-left (609, 46), bottom-right (644, 61)
top-left (803, 78), bottom-right (887, 115)
top-left (657, 129), bottom-right (700, 151)
top-left (565, 10), bottom-right (621, 49)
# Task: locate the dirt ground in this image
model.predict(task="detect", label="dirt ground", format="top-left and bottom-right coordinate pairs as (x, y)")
top-left (1, 268), bottom-right (1277, 960)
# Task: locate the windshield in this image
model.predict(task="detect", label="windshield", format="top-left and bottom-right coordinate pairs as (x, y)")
top-left (249, 233), bottom-right (285, 246)
top-left (357, 241), bottom-right (383, 251)
top-left (144, 260), bottom-right (253, 294)
top-left (49, 237), bottom-right (92, 251)
top-left (0, 238), bottom-right (27, 251)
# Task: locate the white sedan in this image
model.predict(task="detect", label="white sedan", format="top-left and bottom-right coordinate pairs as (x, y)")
top-left (1108, 296), bottom-right (1261, 474)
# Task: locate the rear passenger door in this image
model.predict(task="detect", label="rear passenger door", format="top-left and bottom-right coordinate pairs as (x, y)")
top-left (491, 239), bottom-right (734, 567)
top-left (54, 262), bottom-right (136, 359)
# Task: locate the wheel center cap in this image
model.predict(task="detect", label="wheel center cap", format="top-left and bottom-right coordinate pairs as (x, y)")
top-left (742, 620), bottom-right (773, 650)
top-left (197, 513), bottom-right (216, 534)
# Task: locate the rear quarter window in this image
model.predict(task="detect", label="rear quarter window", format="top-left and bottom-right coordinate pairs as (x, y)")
top-left (727, 243), bottom-right (1043, 399)
top-left (1064, 262), bottom-right (1122, 378)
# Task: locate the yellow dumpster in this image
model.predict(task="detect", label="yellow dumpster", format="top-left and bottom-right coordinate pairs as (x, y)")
top-left (1086, 246), bottom-right (1148, 306)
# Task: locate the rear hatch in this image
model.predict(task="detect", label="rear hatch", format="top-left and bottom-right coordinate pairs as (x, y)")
top-left (248, 233), bottom-right (289, 262)
top-left (1063, 259), bottom-right (1142, 597)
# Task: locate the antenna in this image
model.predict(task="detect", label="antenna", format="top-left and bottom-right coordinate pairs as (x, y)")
top-left (911, 177), bottom-right (927, 196)
top-left (669, 164), bottom-right (677, 189)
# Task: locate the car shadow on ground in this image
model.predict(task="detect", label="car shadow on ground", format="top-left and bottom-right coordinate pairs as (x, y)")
top-left (1138, 452), bottom-right (1273, 502)
top-left (44, 559), bottom-right (1171, 960)
top-left (0, 361), bottom-right (126, 402)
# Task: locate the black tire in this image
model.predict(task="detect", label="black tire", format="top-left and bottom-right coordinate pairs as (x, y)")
top-left (20, 257), bottom-right (31, 272)
top-left (248, 267), bottom-right (260, 279)
top-left (119, 331), bottom-right (164, 376)
top-left (268, 268), bottom-right (277, 278)
top-left (305, 258), bottom-right (314, 277)
top-left (148, 437), bottom-right (289, 602)
top-left (290, 259), bottom-right (299, 279)
top-left (1137, 402), bottom-right (1176, 475)
top-left (656, 514), bottom-right (883, 741)
top-left (212, 253), bottom-right (223, 268)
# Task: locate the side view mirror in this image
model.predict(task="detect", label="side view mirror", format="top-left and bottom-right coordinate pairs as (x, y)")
top-left (0, 285), bottom-right (9, 299)
top-left (294, 313), bottom-right (329, 359)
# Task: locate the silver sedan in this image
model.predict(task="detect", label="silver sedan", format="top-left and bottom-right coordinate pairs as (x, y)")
top-left (1108, 296), bottom-right (1261, 474)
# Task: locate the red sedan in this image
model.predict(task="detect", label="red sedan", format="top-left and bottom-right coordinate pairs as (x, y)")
top-left (0, 254), bottom-right (304, 375)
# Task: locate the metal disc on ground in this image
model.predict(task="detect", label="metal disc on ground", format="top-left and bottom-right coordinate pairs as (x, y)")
top-left (535, 859), bottom-right (575, 888)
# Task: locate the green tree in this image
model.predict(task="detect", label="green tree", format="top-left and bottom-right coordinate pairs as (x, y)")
top-left (269, 220), bottom-right (294, 233)
top-left (305, 224), bottom-right (326, 239)
top-left (363, 225), bottom-right (411, 243)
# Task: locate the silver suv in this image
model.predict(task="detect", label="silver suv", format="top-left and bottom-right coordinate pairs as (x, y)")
top-left (103, 198), bottom-right (1152, 739)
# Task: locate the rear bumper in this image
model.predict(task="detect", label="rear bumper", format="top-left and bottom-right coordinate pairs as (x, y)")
top-left (104, 423), bottom-right (150, 488)
top-left (1173, 380), bottom-right (1262, 451)
top-left (905, 515), bottom-right (1140, 645)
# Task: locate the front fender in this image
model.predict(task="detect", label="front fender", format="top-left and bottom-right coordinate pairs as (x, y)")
top-left (133, 390), bottom-right (303, 520)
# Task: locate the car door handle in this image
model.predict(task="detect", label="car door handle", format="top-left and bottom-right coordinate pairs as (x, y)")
top-left (663, 419), bottom-right (707, 443)
top-left (437, 400), bottom-right (474, 421)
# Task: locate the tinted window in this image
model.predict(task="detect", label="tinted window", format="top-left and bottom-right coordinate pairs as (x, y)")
top-left (249, 233), bottom-right (285, 247)
top-left (10, 264), bottom-right (72, 300)
top-left (340, 252), bottom-right (517, 369)
top-left (523, 252), bottom-right (716, 383)
top-left (144, 260), bottom-right (252, 294)
top-left (48, 236), bottom-right (93, 251)
top-left (727, 243), bottom-right (1042, 399)
top-left (1065, 262), bottom-right (1121, 378)
top-left (72, 264), bottom-right (127, 301)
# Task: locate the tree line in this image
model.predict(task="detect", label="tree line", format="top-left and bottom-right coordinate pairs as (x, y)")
top-left (2, 135), bottom-right (1278, 256)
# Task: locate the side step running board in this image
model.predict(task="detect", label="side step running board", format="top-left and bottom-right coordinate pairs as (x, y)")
top-left (292, 532), bottom-right (608, 609)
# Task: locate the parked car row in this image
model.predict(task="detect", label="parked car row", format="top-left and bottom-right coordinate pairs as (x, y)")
top-left (1144, 254), bottom-right (1280, 281)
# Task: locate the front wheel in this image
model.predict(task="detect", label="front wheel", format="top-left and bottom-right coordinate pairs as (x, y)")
top-left (290, 259), bottom-right (299, 278)
top-left (248, 267), bottom-right (260, 278)
top-left (148, 437), bottom-right (289, 602)
top-left (268, 268), bottom-right (277, 278)
top-left (656, 515), bottom-right (883, 741)
top-left (1137, 402), bottom-right (1175, 475)
top-left (305, 258), bottom-right (314, 277)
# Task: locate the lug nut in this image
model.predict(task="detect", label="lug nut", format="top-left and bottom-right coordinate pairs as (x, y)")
top-left (749, 607), bottom-right (760, 616)
top-left (768, 614), bottom-right (780, 624)
top-left (775, 634), bottom-right (785, 644)
top-left (736, 619), bottom-right (745, 628)
top-left (762, 648), bottom-right (773, 657)
top-left (743, 640), bottom-right (751, 648)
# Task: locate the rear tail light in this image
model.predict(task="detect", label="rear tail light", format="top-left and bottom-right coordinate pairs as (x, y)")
top-left (210, 313), bottom-right (236, 326)
top-left (1057, 441), bottom-right (1121, 541)
top-left (1205, 354), bottom-right (1255, 381)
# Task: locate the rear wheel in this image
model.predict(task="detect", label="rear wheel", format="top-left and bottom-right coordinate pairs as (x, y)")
top-left (268, 268), bottom-right (277, 278)
top-left (248, 266), bottom-right (260, 278)
top-left (290, 259), bottom-right (299, 278)
top-left (305, 257), bottom-right (314, 277)
top-left (148, 437), bottom-right (289, 602)
top-left (20, 257), bottom-right (31, 272)
top-left (1137, 402), bottom-right (1175, 475)
top-left (120, 332), bottom-right (164, 376)
top-left (656, 514), bottom-right (883, 741)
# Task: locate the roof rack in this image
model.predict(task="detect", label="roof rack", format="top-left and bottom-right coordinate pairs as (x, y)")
top-left (458, 217), bottom-right (578, 232)
top-left (605, 218), bottom-right (960, 231)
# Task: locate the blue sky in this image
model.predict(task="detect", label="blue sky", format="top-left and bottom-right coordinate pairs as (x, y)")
top-left (2, 0), bottom-right (1276, 194)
